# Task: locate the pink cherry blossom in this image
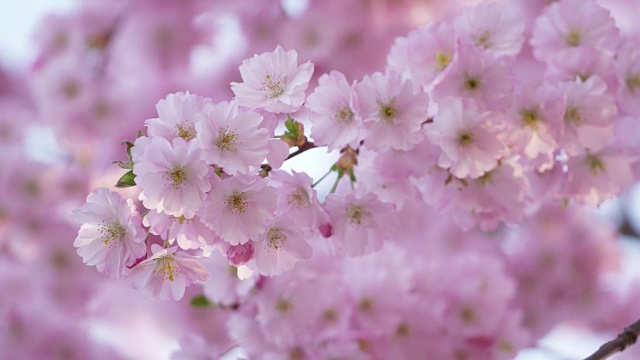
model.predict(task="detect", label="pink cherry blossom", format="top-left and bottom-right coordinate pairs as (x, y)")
top-left (561, 149), bottom-right (634, 206)
top-left (200, 175), bottom-right (277, 245)
top-left (355, 71), bottom-right (429, 150)
top-left (306, 71), bottom-right (364, 152)
top-left (454, 1), bottom-right (524, 57)
top-left (195, 100), bottom-right (271, 175)
top-left (231, 46), bottom-right (313, 113)
top-left (145, 91), bottom-right (211, 142)
top-left (615, 37), bottom-right (640, 115)
top-left (268, 170), bottom-right (328, 231)
top-left (432, 44), bottom-right (513, 110)
top-left (142, 211), bottom-right (216, 250)
top-left (530, 0), bottom-right (619, 67)
top-left (508, 81), bottom-right (565, 169)
top-left (387, 21), bottom-right (456, 88)
top-left (130, 244), bottom-right (208, 300)
top-left (201, 251), bottom-right (257, 306)
top-left (558, 76), bottom-right (617, 155)
top-left (450, 160), bottom-right (530, 231)
top-left (323, 192), bottom-right (397, 256)
top-left (426, 99), bottom-right (506, 179)
top-left (133, 136), bottom-right (213, 217)
top-left (254, 215), bottom-right (313, 276)
top-left (72, 188), bottom-right (146, 279)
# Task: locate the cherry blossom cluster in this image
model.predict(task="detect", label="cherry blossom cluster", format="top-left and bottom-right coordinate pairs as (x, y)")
top-left (6, 0), bottom-right (640, 358)
top-left (2, 0), bottom-right (449, 357)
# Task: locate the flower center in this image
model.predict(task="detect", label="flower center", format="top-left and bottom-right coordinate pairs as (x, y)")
top-left (346, 204), bottom-right (369, 225)
top-left (99, 221), bottom-right (126, 246)
top-left (216, 127), bottom-right (238, 151)
top-left (396, 322), bottom-right (411, 337)
top-left (564, 105), bottom-right (582, 125)
top-left (62, 81), bottom-right (80, 99)
top-left (165, 166), bottom-right (189, 189)
top-left (626, 74), bottom-right (640, 93)
top-left (175, 122), bottom-right (196, 141)
top-left (520, 108), bottom-right (540, 129)
top-left (566, 29), bottom-right (582, 47)
top-left (155, 256), bottom-right (178, 282)
top-left (585, 154), bottom-right (605, 176)
top-left (457, 131), bottom-right (474, 146)
top-left (464, 75), bottom-right (481, 91)
top-left (378, 100), bottom-right (398, 123)
top-left (226, 191), bottom-right (248, 214)
top-left (474, 30), bottom-right (492, 49)
top-left (358, 297), bottom-right (374, 312)
top-left (263, 74), bottom-right (286, 98)
top-left (460, 306), bottom-right (476, 323)
top-left (288, 188), bottom-right (310, 207)
top-left (174, 215), bottom-right (192, 225)
top-left (275, 298), bottom-right (293, 313)
top-left (478, 170), bottom-right (493, 185)
top-left (266, 228), bottom-right (287, 250)
top-left (334, 105), bottom-right (354, 125)
top-left (435, 51), bottom-right (452, 71)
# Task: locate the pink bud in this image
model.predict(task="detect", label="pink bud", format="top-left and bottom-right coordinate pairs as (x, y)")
top-left (226, 242), bottom-right (254, 266)
top-left (318, 223), bottom-right (333, 238)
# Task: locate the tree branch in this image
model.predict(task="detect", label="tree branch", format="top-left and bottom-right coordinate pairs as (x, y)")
top-left (584, 319), bottom-right (640, 360)
top-left (260, 140), bottom-right (318, 175)
top-left (285, 140), bottom-right (316, 161)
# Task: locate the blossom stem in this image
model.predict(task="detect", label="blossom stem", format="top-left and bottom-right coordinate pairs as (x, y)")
top-left (330, 172), bottom-right (343, 193)
top-left (312, 168), bottom-right (333, 187)
top-left (584, 318), bottom-right (640, 360)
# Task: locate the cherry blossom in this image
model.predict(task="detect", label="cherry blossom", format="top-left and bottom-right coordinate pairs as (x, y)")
top-left (71, 188), bottom-right (146, 279)
top-left (130, 244), bottom-right (208, 300)
top-left (306, 71), bottom-right (364, 151)
top-left (231, 46), bottom-right (314, 113)
top-left (432, 44), bottom-right (513, 110)
top-left (387, 22), bottom-right (456, 88)
top-left (356, 71), bottom-right (429, 150)
top-left (558, 76), bottom-right (617, 155)
top-left (454, 1), bottom-right (525, 57)
top-left (142, 211), bottom-right (215, 250)
top-left (530, 0), bottom-right (619, 67)
top-left (254, 215), bottom-right (313, 276)
top-left (426, 99), bottom-right (506, 179)
top-left (323, 192), bottom-right (398, 256)
top-left (145, 91), bottom-right (211, 142)
top-left (200, 175), bottom-right (277, 245)
top-left (133, 136), bottom-right (213, 217)
top-left (195, 100), bottom-right (271, 175)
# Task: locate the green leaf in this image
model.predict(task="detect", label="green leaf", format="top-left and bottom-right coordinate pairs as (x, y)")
top-left (190, 294), bottom-right (213, 307)
top-left (284, 115), bottom-right (300, 138)
top-left (115, 170), bottom-right (136, 188)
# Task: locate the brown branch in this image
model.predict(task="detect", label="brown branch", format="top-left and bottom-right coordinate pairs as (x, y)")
top-left (285, 140), bottom-right (316, 161)
top-left (584, 319), bottom-right (640, 360)
top-left (260, 140), bottom-right (318, 176)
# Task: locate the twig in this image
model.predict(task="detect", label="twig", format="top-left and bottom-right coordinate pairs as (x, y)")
top-left (584, 319), bottom-right (640, 360)
top-left (260, 140), bottom-right (318, 176)
top-left (285, 140), bottom-right (316, 161)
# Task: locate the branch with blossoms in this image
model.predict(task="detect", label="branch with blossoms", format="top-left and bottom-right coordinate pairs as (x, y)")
top-left (69, 0), bottom-right (640, 358)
